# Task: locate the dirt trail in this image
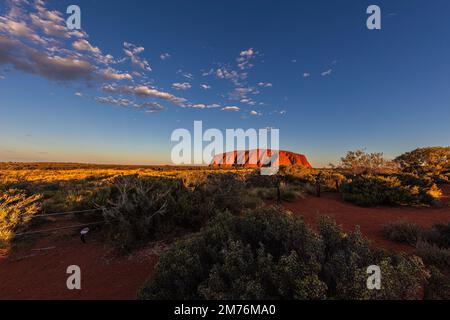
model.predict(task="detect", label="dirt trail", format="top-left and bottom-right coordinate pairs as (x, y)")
top-left (0, 235), bottom-right (160, 300)
top-left (283, 185), bottom-right (450, 253)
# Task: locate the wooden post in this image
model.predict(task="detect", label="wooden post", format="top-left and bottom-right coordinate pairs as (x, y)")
top-left (275, 176), bottom-right (282, 204)
top-left (316, 174), bottom-right (321, 197)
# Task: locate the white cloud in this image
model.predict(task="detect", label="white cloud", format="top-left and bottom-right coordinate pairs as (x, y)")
top-left (258, 82), bottom-right (272, 88)
top-left (101, 84), bottom-right (187, 106)
top-left (200, 84), bottom-right (211, 90)
top-left (72, 39), bottom-right (101, 54)
top-left (202, 68), bottom-right (214, 76)
top-left (95, 96), bottom-right (134, 107)
top-left (172, 82), bottom-right (191, 90)
top-left (191, 104), bottom-right (207, 109)
top-left (0, 0), bottom-right (210, 114)
top-left (240, 98), bottom-right (256, 106)
top-left (249, 110), bottom-right (262, 116)
top-left (123, 42), bottom-right (152, 72)
top-left (100, 68), bottom-right (133, 81)
top-left (222, 106), bottom-right (240, 111)
top-left (0, 36), bottom-right (97, 81)
top-left (183, 73), bottom-right (194, 80)
top-left (228, 87), bottom-right (259, 101)
top-left (0, 16), bottom-right (47, 44)
top-left (95, 96), bottom-right (165, 113)
top-left (29, 13), bottom-right (68, 38)
top-left (321, 69), bottom-right (333, 76)
top-left (140, 101), bottom-right (165, 113)
top-left (206, 66), bottom-right (247, 86)
top-left (303, 72), bottom-right (311, 78)
top-left (237, 48), bottom-right (258, 70)
top-left (160, 53), bottom-right (170, 60)
top-left (239, 48), bottom-right (255, 58)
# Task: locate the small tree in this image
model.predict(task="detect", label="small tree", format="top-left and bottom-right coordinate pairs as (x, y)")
top-left (334, 149), bottom-right (397, 175)
top-left (395, 147), bottom-right (450, 176)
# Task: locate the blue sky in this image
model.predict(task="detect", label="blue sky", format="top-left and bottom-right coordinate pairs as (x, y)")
top-left (1, 0), bottom-right (450, 167)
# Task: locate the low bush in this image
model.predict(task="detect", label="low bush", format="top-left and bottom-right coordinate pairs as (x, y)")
top-left (277, 165), bottom-right (316, 185)
top-left (341, 175), bottom-right (440, 207)
top-left (316, 171), bottom-right (347, 192)
top-left (424, 266), bottom-right (450, 300)
top-left (416, 240), bottom-right (450, 269)
top-left (428, 222), bottom-right (450, 248)
top-left (382, 221), bottom-right (422, 245)
top-left (424, 222), bottom-right (450, 248)
top-left (0, 189), bottom-right (41, 246)
top-left (101, 174), bottom-right (263, 252)
top-left (139, 207), bottom-right (428, 300)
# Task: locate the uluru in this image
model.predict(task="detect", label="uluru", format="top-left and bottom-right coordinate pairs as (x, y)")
top-left (210, 149), bottom-right (312, 168)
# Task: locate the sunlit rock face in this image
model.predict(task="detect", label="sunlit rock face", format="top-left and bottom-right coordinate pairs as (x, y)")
top-left (210, 149), bottom-right (312, 168)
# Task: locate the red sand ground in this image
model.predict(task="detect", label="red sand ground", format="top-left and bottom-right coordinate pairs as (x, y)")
top-left (283, 185), bottom-right (450, 253)
top-left (0, 236), bottom-right (160, 300)
top-left (0, 186), bottom-right (449, 300)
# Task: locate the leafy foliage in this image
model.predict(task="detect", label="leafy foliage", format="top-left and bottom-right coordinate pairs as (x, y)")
top-left (139, 207), bottom-right (429, 300)
top-left (334, 150), bottom-right (398, 175)
top-left (395, 147), bottom-right (450, 177)
top-left (101, 174), bottom-right (263, 252)
top-left (382, 221), bottom-right (422, 245)
top-left (424, 267), bottom-right (450, 300)
top-left (341, 175), bottom-right (440, 207)
top-left (416, 240), bottom-right (450, 269)
top-left (423, 222), bottom-right (450, 248)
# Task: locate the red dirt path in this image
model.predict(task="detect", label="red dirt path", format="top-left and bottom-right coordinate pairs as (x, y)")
top-left (283, 185), bottom-right (450, 253)
top-left (0, 186), bottom-right (449, 300)
top-left (0, 236), bottom-right (160, 300)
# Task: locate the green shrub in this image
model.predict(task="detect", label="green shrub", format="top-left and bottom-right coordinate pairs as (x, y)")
top-left (277, 165), bottom-right (316, 185)
top-left (0, 189), bottom-right (41, 245)
top-left (424, 266), bottom-right (450, 300)
top-left (194, 172), bottom-right (254, 214)
top-left (416, 240), bottom-right (450, 269)
top-left (341, 175), bottom-right (439, 207)
top-left (139, 207), bottom-right (428, 300)
top-left (417, 222), bottom-right (450, 251)
top-left (101, 175), bottom-right (180, 252)
top-left (317, 216), bottom-right (427, 299)
top-left (396, 173), bottom-right (434, 188)
top-left (426, 222), bottom-right (450, 248)
top-left (101, 174), bottom-right (262, 252)
top-left (320, 171), bottom-right (347, 192)
top-left (395, 147), bottom-right (450, 177)
top-left (382, 221), bottom-right (422, 245)
top-left (335, 150), bottom-right (399, 175)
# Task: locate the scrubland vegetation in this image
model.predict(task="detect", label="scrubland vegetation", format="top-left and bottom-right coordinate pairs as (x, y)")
top-left (139, 208), bottom-right (429, 300)
top-left (1, 146), bottom-right (449, 299)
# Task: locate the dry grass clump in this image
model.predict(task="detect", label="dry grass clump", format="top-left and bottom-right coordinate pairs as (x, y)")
top-left (0, 189), bottom-right (41, 246)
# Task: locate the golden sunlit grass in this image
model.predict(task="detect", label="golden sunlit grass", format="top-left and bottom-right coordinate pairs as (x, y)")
top-left (0, 163), bottom-right (254, 213)
top-left (0, 163), bottom-right (256, 248)
top-left (0, 163), bottom-right (252, 184)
